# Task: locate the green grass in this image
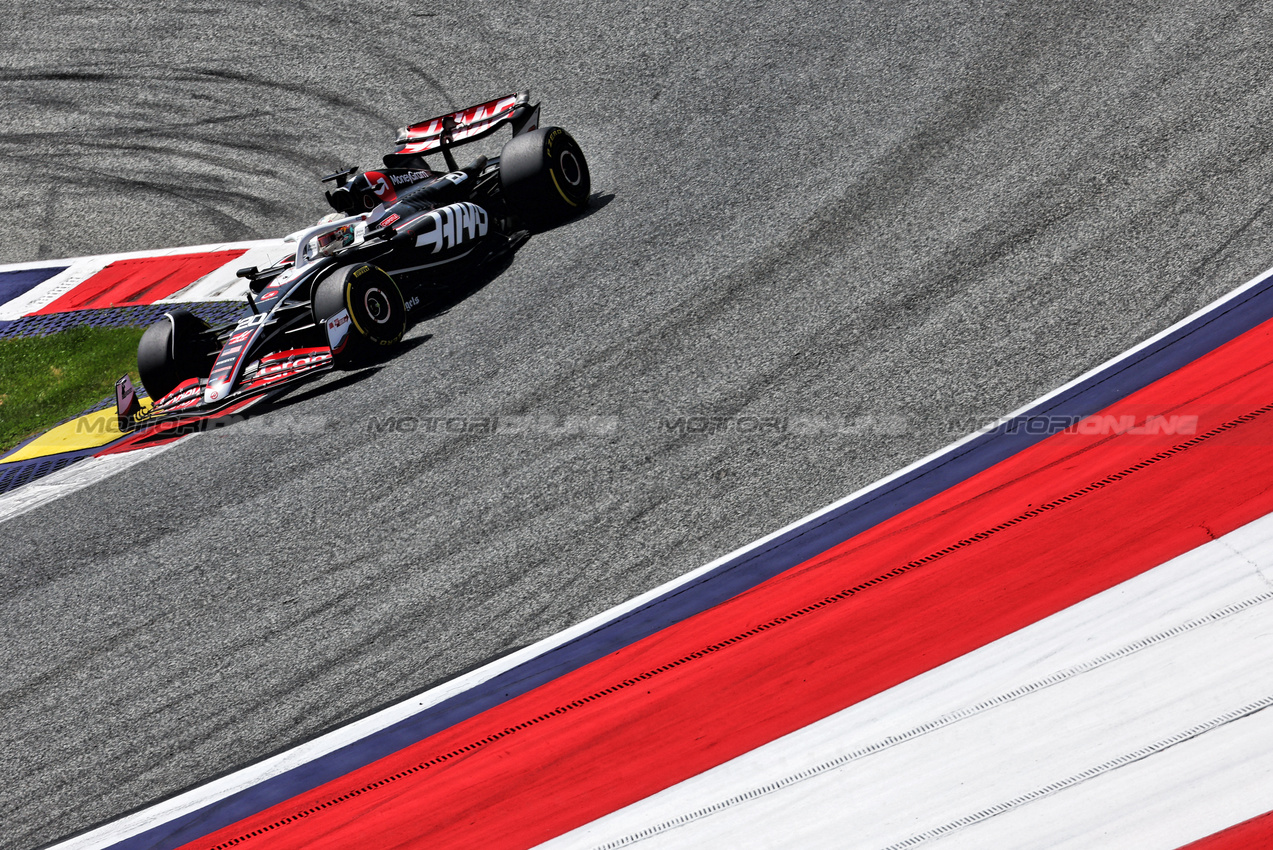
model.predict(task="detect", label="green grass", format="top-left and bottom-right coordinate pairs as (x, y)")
top-left (0, 325), bottom-right (144, 453)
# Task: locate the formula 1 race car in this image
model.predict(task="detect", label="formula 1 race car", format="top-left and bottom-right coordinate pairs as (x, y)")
top-left (116, 92), bottom-right (589, 433)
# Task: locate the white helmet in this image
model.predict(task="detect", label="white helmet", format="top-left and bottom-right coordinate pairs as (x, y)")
top-left (315, 213), bottom-right (355, 257)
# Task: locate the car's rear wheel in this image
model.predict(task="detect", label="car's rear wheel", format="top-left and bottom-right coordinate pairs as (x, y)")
top-left (312, 262), bottom-right (406, 367)
top-left (499, 126), bottom-right (590, 230)
top-left (137, 309), bottom-right (218, 401)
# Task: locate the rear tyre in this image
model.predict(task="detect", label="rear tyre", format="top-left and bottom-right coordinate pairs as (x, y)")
top-left (312, 263), bottom-right (406, 367)
top-left (498, 127), bottom-right (590, 230)
top-left (137, 309), bottom-right (217, 400)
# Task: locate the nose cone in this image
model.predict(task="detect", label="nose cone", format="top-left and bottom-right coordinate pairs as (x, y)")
top-left (204, 379), bottom-right (232, 405)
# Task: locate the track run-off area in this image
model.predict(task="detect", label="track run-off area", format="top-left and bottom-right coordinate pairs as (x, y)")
top-left (6, 2), bottom-right (1273, 848)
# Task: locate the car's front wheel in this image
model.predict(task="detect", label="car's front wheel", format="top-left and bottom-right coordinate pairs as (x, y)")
top-left (312, 263), bottom-right (406, 367)
top-left (137, 309), bottom-right (218, 401)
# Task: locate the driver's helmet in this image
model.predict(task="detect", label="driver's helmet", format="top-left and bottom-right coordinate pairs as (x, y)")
top-left (314, 212), bottom-right (355, 257)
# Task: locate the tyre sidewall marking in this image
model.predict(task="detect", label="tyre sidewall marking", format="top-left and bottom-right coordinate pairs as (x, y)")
top-left (344, 270), bottom-right (369, 338)
top-left (344, 265), bottom-right (404, 345)
top-left (549, 168), bottom-right (581, 207)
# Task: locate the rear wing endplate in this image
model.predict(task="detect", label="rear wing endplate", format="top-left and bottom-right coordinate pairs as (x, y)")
top-left (383, 91), bottom-right (540, 168)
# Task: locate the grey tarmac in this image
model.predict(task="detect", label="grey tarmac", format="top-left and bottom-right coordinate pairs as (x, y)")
top-left (3, 2), bottom-right (1273, 846)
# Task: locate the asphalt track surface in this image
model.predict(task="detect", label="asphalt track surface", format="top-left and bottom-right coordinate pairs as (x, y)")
top-left (3, 2), bottom-right (1273, 847)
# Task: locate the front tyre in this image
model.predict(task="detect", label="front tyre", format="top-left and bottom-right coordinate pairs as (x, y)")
top-left (499, 126), bottom-right (590, 230)
top-left (312, 263), bottom-right (406, 367)
top-left (137, 309), bottom-right (217, 400)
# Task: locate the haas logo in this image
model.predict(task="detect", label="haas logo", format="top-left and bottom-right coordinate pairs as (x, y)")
top-left (414, 203), bottom-right (488, 254)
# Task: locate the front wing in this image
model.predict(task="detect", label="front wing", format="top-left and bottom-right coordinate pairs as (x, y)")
top-left (116, 346), bottom-right (335, 437)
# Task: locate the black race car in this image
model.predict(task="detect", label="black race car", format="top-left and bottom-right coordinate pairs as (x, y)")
top-left (116, 92), bottom-right (589, 434)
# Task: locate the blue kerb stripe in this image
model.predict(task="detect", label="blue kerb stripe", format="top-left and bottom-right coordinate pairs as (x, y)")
top-left (101, 269), bottom-right (1273, 850)
top-left (0, 266), bottom-right (66, 309)
top-left (0, 452), bottom-right (92, 496)
top-left (0, 301), bottom-right (246, 340)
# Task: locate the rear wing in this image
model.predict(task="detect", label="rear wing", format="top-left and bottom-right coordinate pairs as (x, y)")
top-left (383, 91), bottom-right (540, 169)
